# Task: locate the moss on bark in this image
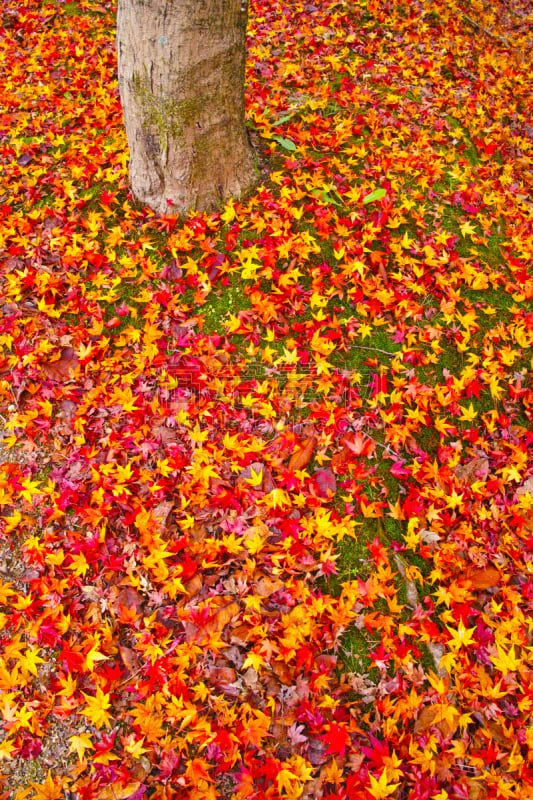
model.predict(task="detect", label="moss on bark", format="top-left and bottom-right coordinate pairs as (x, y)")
top-left (117, 0), bottom-right (259, 215)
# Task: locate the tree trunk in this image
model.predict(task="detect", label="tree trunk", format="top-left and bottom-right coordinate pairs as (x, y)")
top-left (116, 0), bottom-right (258, 216)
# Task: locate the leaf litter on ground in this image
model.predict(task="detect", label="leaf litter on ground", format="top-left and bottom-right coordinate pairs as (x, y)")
top-left (0, 0), bottom-right (533, 797)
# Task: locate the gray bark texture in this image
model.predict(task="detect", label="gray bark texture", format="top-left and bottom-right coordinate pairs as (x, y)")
top-left (116, 0), bottom-right (258, 215)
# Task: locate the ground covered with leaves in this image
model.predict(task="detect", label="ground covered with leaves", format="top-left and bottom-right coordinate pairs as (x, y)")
top-left (1, 0), bottom-right (533, 797)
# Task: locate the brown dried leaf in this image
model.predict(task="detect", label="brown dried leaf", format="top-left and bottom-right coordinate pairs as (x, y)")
top-left (517, 476), bottom-right (533, 497)
top-left (204, 599), bottom-right (240, 634)
top-left (109, 585), bottom-right (144, 618)
top-left (230, 624), bottom-right (252, 646)
top-left (414, 705), bottom-right (438, 733)
top-left (254, 576), bottom-right (284, 597)
top-left (119, 645), bottom-right (141, 675)
top-left (272, 659), bottom-right (293, 685)
top-left (331, 446), bottom-right (349, 473)
top-left (96, 783), bottom-right (142, 800)
top-left (465, 779), bottom-right (488, 800)
top-left (152, 424), bottom-right (178, 444)
top-left (42, 347), bottom-right (79, 381)
top-left (242, 666), bottom-right (261, 692)
top-left (243, 521), bottom-right (270, 542)
top-left (153, 501), bottom-right (174, 527)
top-left (189, 523), bottom-right (207, 543)
top-left (209, 666), bottom-right (237, 692)
top-left (414, 704), bottom-right (458, 737)
top-left (184, 573), bottom-right (203, 598)
top-left (463, 566), bottom-right (501, 590)
top-left (453, 457), bottom-right (490, 485)
top-left (487, 719), bottom-right (515, 747)
top-left (288, 436), bottom-right (316, 471)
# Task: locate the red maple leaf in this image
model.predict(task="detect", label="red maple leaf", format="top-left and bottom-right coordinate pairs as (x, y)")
top-left (321, 722), bottom-right (351, 757)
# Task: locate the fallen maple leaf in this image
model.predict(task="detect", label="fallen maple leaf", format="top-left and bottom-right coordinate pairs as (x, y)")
top-left (42, 347), bottom-right (79, 381)
top-left (462, 566), bottom-right (501, 589)
top-left (96, 783), bottom-right (144, 800)
top-left (81, 686), bottom-right (112, 729)
top-left (314, 467), bottom-right (337, 497)
top-left (321, 722), bottom-right (351, 757)
top-left (30, 771), bottom-right (63, 800)
top-left (367, 769), bottom-right (400, 799)
top-left (288, 436), bottom-right (316, 471)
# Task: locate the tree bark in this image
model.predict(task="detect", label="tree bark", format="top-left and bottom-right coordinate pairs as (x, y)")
top-left (116, 0), bottom-right (258, 216)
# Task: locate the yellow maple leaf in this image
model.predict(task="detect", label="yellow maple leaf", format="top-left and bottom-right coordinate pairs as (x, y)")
top-left (0, 736), bottom-right (15, 760)
top-left (401, 230), bottom-right (415, 249)
top-left (242, 651), bottom-right (266, 672)
top-left (81, 686), bottom-right (112, 729)
top-left (69, 733), bottom-right (94, 762)
top-left (277, 768), bottom-right (300, 795)
top-left (122, 734), bottom-right (149, 758)
top-left (18, 477), bottom-right (42, 504)
top-left (498, 463), bottom-right (522, 483)
top-left (459, 220), bottom-right (477, 238)
top-left (189, 423), bottom-right (209, 445)
top-left (221, 199), bottom-right (236, 223)
top-left (57, 672), bottom-right (77, 698)
top-left (459, 403), bottom-right (477, 421)
top-left (245, 465), bottom-right (263, 487)
top-left (310, 329), bottom-right (336, 356)
top-left (445, 489), bottom-right (464, 510)
top-left (508, 740), bottom-right (524, 772)
top-left (69, 552), bottom-right (89, 579)
top-left (257, 487), bottom-right (290, 510)
top-left (1, 433), bottom-right (18, 450)
top-left (447, 621), bottom-right (476, 651)
top-left (368, 770), bottom-right (400, 799)
top-left (84, 642), bottom-right (108, 671)
top-left (30, 771), bottom-right (62, 800)
top-left (19, 646), bottom-right (45, 677)
top-left (490, 643), bottom-right (522, 675)
top-left (359, 322), bottom-right (372, 340)
top-left (0, 581), bottom-right (14, 604)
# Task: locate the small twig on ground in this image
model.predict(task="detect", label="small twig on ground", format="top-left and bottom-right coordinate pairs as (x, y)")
top-left (462, 13), bottom-right (512, 46)
top-left (349, 344), bottom-right (396, 356)
top-left (363, 431), bottom-right (395, 455)
top-left (459, 67), bottom-right (479, 82)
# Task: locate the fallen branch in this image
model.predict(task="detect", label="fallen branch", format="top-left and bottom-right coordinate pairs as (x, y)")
top-left (462, 13), bottom-right (513, 46)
